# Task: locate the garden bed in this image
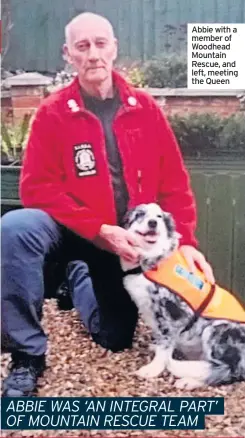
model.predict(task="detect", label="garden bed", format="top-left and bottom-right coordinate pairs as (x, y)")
top-left (1, 299), bottom-right (244, 437)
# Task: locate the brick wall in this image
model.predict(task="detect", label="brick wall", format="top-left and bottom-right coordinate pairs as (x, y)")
top-left (151, 89), bottom-right (244, 117)
top-left (157, 96), bottom-right (240, 117)
top-left (2, 95), bottom-right (13, 124)
top-left (2, 87), bottom-right (44, 124)
top-left (1, 72), bottom-right (52, 124)
top-left (1, 85), bottom-right (244, 123)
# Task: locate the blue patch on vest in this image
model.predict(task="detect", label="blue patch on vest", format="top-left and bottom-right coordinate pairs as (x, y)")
top-left (175, 264), bottom-right (204, 290)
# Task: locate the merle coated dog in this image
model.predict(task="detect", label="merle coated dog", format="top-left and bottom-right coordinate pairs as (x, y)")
top-left (121, 203), bottom-right (245, 389)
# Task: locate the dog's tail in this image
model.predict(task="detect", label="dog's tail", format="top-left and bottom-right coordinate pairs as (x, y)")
top-left (168, 358), bottom-right (232, 385)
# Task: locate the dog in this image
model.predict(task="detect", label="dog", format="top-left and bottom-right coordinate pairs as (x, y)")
top-left (121, 203), bottom-right (245, 389)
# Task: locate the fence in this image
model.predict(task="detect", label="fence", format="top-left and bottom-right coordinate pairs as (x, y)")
top-left (189, 160), bottom-right (245, 298)
top-left (3, 0), bottom-right (245, 72)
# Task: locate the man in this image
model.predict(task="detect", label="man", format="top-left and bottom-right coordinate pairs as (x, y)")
top-left (1, 12), bottom-right (214, 397)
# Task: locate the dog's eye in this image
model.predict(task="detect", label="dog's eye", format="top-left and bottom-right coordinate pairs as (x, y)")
top-left (135, 211), bottom-right (145, 220)
top-left (157, 214), bottom-right (162, 218)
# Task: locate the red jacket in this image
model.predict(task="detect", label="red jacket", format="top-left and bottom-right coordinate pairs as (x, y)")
top-left (20, 71), bottom-right (197, 246)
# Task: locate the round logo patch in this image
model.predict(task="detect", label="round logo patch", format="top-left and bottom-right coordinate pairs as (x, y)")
top-left (73, 143), bottom-right (97, 177)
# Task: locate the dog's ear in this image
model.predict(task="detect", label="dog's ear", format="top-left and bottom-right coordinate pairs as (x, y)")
top-left (163, 212), bottom-right (176, 237)
top-left (121, 208), bottom-right (135, 229)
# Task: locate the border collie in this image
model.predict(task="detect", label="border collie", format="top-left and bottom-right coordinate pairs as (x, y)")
top-left (121, 203), bottom-right (245, 389)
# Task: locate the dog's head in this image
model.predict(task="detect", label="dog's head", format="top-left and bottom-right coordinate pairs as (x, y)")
top-left (122, 203), bottom-right (181, 270)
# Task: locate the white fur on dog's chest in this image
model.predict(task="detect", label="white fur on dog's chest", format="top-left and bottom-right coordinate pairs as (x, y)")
top-left (123, 274), bottom-right (158, 331)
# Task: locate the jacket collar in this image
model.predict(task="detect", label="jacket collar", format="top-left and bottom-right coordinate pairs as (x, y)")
top-left (64, 70), bottom-right (142, 116)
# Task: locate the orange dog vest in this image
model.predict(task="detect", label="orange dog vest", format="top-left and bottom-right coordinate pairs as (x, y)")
top-left (144, 250), bottom-right (245, 324)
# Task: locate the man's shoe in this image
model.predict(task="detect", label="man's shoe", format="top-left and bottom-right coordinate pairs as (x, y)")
top-left (56, 281), bottom-right (74, 311)
top-left (2, 352), bottom-right (46, 397)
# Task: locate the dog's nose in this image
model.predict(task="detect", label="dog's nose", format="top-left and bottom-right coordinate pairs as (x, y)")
top-left (148, 220), bottom-right (157, 229)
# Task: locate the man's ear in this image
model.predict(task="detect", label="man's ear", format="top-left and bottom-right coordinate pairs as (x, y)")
top-left (112, 38), bottom-right (118, 62)
top-left (63, 44), bottom-right (72, 64)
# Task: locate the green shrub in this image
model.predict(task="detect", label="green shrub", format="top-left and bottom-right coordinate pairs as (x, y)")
top-left (219, 113), bottom-right (245, 154)
top-left (127, 66), bottom-right (145, 88)
top-left (115, 62), bottom-right (146, 88)
top-left (116, 55), bottom-right (187, 88)
top-left (143, 55), bottom-right (187, 88)
top-left (169, 112), bottom-right (245, 158)
top-left (1, 114), bottom-right (32, 165)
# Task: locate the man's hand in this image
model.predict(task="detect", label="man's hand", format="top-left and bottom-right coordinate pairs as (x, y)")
top-left (94, 224), bottom-right (142, 263)
top-left (180, 245), bottom-right (215, 284)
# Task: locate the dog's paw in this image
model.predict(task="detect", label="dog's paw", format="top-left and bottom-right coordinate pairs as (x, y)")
top-left (175, 377), bottom-right (204, 390)
top-left (135, 364), bottom-right (164, 379)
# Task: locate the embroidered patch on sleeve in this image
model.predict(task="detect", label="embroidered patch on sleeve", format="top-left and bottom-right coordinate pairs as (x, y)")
top-left (73, 143), bottom-right (97, 177)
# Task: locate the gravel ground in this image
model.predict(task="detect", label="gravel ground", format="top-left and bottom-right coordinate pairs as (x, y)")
top-left (1, 298), bottom-right (245, 437)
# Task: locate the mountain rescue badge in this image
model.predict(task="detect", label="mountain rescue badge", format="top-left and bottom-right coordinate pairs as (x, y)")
top-left (73, 143), bottom-right (97, 177)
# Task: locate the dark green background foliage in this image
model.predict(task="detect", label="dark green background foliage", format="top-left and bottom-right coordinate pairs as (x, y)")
top-left (169, 113), bottom-right (245, 158)
top-left (143, 55), bottom-right (187, 88)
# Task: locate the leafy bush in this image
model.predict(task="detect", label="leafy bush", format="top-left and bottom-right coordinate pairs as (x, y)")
top-left (143, 55), bottom-right (187, 88)
top-left (115, 62), bottom-right (145, 88)
top-left (169, 112), bottom-right (245, 158)
top-left (116, 55), bottom-right (187, 88)
top-left (220, 113), bottom-right (245, 154)
top-left (1, 114), bottom-right (32, 165)
top-left (126, 67), bottom-right (145, 88)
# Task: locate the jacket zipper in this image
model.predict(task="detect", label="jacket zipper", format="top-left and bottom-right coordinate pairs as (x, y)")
top-left (113, 104), bottom-right (142, 202)
top-left (80, 109), bottom-right (117, 222)
top-left (137, 169), bottom-right (142, 194)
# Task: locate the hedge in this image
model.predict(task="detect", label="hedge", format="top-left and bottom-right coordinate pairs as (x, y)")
top-left (168, 113), bottom-right (245, 158)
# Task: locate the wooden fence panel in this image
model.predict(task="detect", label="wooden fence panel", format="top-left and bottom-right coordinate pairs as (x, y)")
top-left (3, 0), bottom-right (245, 72)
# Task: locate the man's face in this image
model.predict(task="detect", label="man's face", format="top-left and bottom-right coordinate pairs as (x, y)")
top-left (64, 19), bottom-right (117, 85)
